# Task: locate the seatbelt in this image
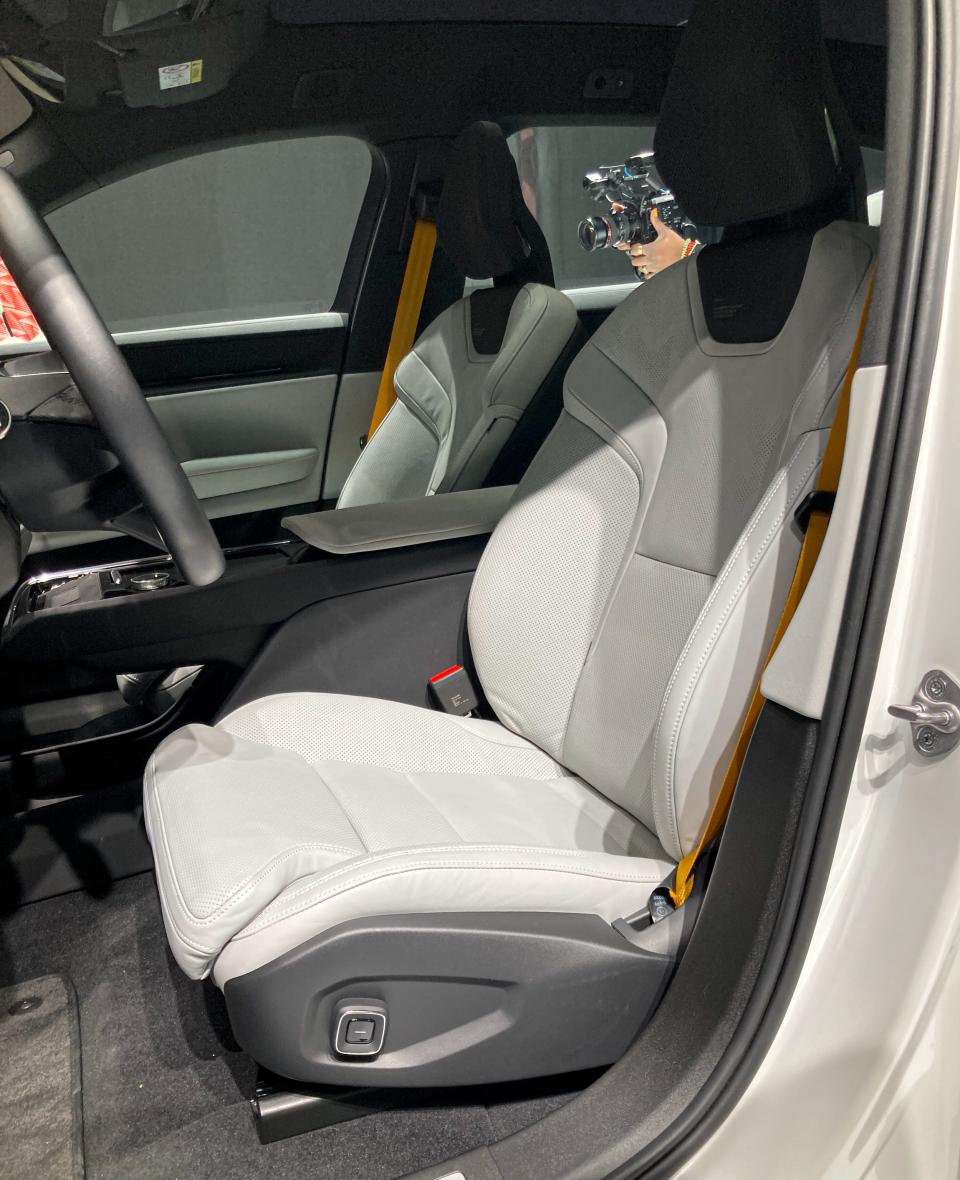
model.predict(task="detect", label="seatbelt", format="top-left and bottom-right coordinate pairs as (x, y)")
top-left (366, 216), bottom-right (437, 439)
top-left (664, 269), bottom-right (877, 911)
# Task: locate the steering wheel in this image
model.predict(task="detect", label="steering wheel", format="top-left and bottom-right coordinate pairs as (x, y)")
top-left (0, 169), bottom-right (225, 587)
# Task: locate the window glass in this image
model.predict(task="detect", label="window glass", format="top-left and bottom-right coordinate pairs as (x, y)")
top-left (508, 125), bottom-right (656, 294)
top-left (861, 146), bottom-right (884, 225)
top-left (106, 0), bottom-right (190, 32)
top-left (509, 128), bottom-right (886, 292)
top-left (46, 136), bottom-right (372, 334)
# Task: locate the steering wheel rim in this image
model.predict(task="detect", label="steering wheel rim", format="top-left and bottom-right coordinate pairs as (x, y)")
top-left (0, 169), bottom-right (225, 588)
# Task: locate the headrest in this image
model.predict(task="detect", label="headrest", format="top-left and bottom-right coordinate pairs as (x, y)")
top-left (437, 121), bottom-right (554, 285)
top-left (654, 0), bottom-right (842, 227)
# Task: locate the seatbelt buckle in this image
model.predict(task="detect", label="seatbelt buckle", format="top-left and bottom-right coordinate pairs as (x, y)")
top-left (428, 664), bottom-right (478, 717)
top-left (794, 489), bottom-right (836, 534)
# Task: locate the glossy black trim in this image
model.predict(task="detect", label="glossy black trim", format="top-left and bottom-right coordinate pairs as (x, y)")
top-left (1, 537), bottom-right (488, 693)
top-left (127, 326), bottom-right (347, 394)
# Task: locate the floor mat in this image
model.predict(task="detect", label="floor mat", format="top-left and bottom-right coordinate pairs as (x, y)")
top-left (0, 973), bottom-right (84, 1180)
top-left (0, 874), bottom-right (583, 1179)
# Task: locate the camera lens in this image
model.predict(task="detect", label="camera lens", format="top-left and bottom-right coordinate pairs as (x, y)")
top-left (578, 216), bottom-right (611, 251)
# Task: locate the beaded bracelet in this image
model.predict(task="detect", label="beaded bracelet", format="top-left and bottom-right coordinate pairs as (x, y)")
top-left (682, 238), bottom-right (699, 258)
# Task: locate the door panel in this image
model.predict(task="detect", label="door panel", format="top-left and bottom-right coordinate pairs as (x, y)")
top-left (150, 372), bottom-right (338, 518)
top-left (21, 318), bottom-right (347, 552)
top-left (18, 134), bottom-right (382, 555)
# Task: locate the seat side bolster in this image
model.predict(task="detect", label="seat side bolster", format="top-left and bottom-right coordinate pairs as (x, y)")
top-left (143, 727), bottom-right (365, 980)
top-left (211, 844), bottom-right (675, 986)
top-left (651, 429), bottom-right (827, 860)
top-left (336, 301), bottom-right (467, 509)
top-left (335, 399), bottom-right (438, 510)
top-left (486, 284), bottom-right (578, 412)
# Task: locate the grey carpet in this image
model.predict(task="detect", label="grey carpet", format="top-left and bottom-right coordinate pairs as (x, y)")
top-left (0, 973), bottom-right (84, 1180)
top-left (0, 873), bottom-right (584, 1179)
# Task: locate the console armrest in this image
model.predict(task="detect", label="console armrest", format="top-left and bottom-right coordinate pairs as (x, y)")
top-left (282, 485), bottom-right (516, 555)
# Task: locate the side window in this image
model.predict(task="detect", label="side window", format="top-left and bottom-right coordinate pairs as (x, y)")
top-left (507, 128), bottom-right (885, 298)
top-left (861, 146), bottom-right (884, 226)
top-left (507, 125), bottom-right (656, 298)
top-left (45, 136), bottom-right (372, 337)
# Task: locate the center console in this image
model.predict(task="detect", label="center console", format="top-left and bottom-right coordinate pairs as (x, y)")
top-left (5, 542), bottom-right (296, 631)
top-left (0, 542), bottom-right (298, 756)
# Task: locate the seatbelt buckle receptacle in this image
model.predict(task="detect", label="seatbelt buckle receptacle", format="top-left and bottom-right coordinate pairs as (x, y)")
top-left (429, 664), bottom-right (479, 717)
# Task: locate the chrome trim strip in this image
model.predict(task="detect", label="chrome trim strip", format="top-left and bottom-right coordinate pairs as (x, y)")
top-left (115, 311), bottom-right (348, 344)
top-left (0, 311), bottom-right (348, 356)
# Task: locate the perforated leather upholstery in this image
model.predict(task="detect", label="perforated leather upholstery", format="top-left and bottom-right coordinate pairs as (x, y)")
top-left (146, 218), bottom-right (876, 982)
top-left (146, 695), bottom-right (671, 981)
top-left (472, 222), bottom-right (876, 858)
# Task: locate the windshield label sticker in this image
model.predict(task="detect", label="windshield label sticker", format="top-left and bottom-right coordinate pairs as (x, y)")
top-left (158, 60), bottom-right (203, 90)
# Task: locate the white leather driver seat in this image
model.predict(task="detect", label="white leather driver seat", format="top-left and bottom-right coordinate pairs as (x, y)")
top-left (145, 0), bottom-right (877, 1086)
top-left (337, 121), bottom-right (579, 509)
top-left (148, 213), bottom-right (875, 983)
top-left (147, 693), bottom-right (674, 983)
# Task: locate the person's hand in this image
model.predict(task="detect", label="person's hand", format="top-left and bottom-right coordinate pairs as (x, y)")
top-left (615, 208), bottom-right (689, 279)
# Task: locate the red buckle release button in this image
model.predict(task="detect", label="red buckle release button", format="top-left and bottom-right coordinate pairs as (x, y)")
top-left (428, 664), bottom-right (478, 716)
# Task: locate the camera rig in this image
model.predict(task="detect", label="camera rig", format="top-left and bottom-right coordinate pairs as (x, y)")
top-left (578, 151), bottom-right (695, 259)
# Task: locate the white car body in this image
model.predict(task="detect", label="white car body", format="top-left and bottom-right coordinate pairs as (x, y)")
top-left (680, 93), bottom-right (960, 1178)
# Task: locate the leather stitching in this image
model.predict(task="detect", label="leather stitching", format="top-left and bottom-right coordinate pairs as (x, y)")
top-left (651, 435), bottom-right (820, 857)
top-left (486, 285), bottom-right (551, 408)
top-left (145, 751), bottom-right (359, 929)
top-left (238, 850), bottom-right (671, 935)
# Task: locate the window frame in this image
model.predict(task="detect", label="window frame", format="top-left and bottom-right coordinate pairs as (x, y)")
top-left (0, 132), bottom-right (386, 358)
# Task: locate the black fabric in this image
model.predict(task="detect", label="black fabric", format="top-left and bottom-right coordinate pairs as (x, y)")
top-left (468, 285), bottom-right (522, 355)
top-left (0, 974), bottom-right (84, 1180)
top-left (437, 121), bottom-right (553, 284)
top-left (654, 0), bottom-right (841, 227)
top-left (696, 229), bottom-right (815, 343)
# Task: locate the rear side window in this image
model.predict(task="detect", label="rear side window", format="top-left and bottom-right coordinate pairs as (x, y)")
top-left (509, 127), bottom-right (886, 294)
top-left (46, 136), bottom-right (372, 336)
top-left (508, 125), bottom-right (655, 296)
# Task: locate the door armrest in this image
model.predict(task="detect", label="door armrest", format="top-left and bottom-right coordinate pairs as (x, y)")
top-left (282, 485), bottom-right (516, 555)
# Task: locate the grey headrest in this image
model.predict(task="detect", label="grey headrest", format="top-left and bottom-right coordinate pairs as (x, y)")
top-left (437, 121), bottom-right (553, 285)
top-left (654, 0), bottom-right (842, 227)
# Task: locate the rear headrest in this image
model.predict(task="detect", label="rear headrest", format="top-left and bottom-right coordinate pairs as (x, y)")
top-left (437, 121), bottom-right (554, 285)
top-left (654, 0), bottom-right (842, 227)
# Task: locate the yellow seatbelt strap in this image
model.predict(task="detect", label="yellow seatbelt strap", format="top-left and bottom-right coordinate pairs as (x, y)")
top-left (366, 217), bottom-right (438, 439)
top-left (668, 270), bottom-right (877, 909)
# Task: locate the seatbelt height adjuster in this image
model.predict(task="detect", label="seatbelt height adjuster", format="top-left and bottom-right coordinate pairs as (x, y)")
top-left (429, 664), bottom-right (478, 717)
top-left (648, 881), bottom-right (678, 924)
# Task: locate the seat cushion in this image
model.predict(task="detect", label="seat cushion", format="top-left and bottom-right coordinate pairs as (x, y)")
top-left (144, 693), bottom-right (672, 982)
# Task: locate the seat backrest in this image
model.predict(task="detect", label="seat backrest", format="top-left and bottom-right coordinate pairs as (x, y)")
top-left (337, 123), bottom-right (578, 509)
top-left (467, 0), bottom-right (878, 862)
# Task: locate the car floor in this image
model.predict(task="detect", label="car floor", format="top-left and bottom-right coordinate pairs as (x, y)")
top-left (0, 872), bottom-right (585, 1180)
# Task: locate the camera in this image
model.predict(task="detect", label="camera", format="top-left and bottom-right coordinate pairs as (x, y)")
top-left (578, 152), bottom-right (694, 254)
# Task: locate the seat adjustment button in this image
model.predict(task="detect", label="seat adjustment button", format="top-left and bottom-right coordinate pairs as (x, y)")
top-left (345, 1018), bottom-right (376, 1045)
top-left (333, 1000), bottom-right (388, 1058)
